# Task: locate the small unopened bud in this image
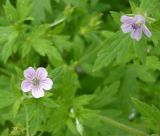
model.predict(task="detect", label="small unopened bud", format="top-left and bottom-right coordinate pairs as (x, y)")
top-left (129, 109), bottom-right (136, 121)
top-left (69, 108), bottom-right (76, 118)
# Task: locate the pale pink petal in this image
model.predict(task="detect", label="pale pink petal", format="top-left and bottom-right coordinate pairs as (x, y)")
top-left (142, 24), bottom-right (152, 38)
top-left (131, 28), bottom-right (142, 41)
top-left (31, 86), bottom-right (44, 98)
top-left (135, 15), bottom-right (145, 24)
top-left (40, 78), bottom-right (53, 90)
top-left (24, 67), bottom-right (35, 80)
top-left (120, 15), bottom-right (135, 24)
top-left (21, 80), bottom-right (32, 92)
top-left (121, 24), bottom-right (132, 33)
top-left (35, 67), bottom-right (48, 79)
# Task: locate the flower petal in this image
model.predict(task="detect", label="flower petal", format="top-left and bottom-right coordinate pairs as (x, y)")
top-left (131, 28), bottom-right (142, 41)
top-left (24, 67), bottom-right (35, 80)
top-left (21, 80), bottom-right (32, 92)
top-left (135, 15), bottom-right (145, 24)
top-left (142, 24), bottom-right (152, 38)
top-left (40, 78), bottom-right (53, 90)
top-left (121, 24), bottom-right (132, 33)
top-left (31, 86), bottom-right (44, 98)
top-left (35, 67), bottom-right (48, 79)
top-left (120, 15), bottom-right (135, 24)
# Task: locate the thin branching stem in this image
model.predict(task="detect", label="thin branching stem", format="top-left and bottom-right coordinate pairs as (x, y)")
top-left (98, 115), bottom-right (149, 136)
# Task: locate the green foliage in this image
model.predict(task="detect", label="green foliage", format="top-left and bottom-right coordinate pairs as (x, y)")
top-left (139, 0), bottom-right (160, 17)
top-left (132, 98), bottom-right (160, 133)
top-left (93, 32), bottom-right (132, 71)
top-left (0, 0), bottom-right (160, 136)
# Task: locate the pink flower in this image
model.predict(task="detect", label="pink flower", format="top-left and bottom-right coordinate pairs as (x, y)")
top-left (21, 67), bottom-right (53, 98)
top-left (121, 14), bottom-right (152, 41)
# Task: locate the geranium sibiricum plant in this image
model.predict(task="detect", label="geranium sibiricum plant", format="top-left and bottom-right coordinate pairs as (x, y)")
top-left (1, 0), bottom-right (160, 136)
top-left (21, 67), bottom-right (53, 98)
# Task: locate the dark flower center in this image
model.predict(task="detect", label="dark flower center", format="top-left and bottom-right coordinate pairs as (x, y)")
top-left (131, 24), bottom-right (141, 30)
top-left (32, 78), bottom-right (40, 86)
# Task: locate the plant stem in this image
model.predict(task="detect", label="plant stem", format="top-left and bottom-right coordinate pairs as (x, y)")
top-left (25, 106), bottom-right (30, 136)
top-left (146, 17), bottom-right (156, 22)
top-left (98, 115), bottom-right (149, 136)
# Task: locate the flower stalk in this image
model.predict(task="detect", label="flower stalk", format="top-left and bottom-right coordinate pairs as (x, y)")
top-left (25, 106), bottom-right (30, 136)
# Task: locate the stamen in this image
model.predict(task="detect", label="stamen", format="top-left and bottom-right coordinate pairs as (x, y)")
top-left (135, 21), bottom-right (142, 26)
top-left (32, 78), bottom-right (39, 86)
top-left (135, 18), bottom-right (145, 26)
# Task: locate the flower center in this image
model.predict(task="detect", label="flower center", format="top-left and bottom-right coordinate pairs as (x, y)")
top-left (132, 24), bottom-right (139, 30)
top-left (135, 18), bottom-right (144, 26)
top-left (32, 78), bottom-right (40, 86)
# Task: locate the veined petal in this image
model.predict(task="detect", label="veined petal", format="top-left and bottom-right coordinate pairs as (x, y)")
top-left (121, 15), bottom-right (135, 24)
top-left (31, 86), bottom-right (44, 98)
top-left (135, 15), bottom-right (145, 24)
top-left (131, 28), bottom-right (142, 41)
top-left (21, 80), bottom-right (32, 92)
top-left (24, 67), bottom-right (35, 80)
top-left (121, 24), bottom-right (132, 33)
top-left (36, 67), bottom-right (48, 80)
top-left (40, 78), bottom-right (53, 90)
top-left (142, 24), bottom-right (152, 38)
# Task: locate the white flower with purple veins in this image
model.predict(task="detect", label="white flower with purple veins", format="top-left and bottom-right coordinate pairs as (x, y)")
top-left (21, 67), bottom-right (53, 98)
top-left (121, 14), bottom-right (152, 41)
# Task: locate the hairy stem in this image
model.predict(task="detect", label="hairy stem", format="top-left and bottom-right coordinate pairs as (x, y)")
top-left (98, 115), bottom-right (149, 136)
top-left (25, 106), bottom-right (30, 136)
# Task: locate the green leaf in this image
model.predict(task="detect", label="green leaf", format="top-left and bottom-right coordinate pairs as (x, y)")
top-left (132, 98), bottom-right (160, 132)
top-left (31, 0), bottom-right (52, 23)
top-left (139, 0), bottom-right (160, 17)
top-left (66, 119), bottom-right (77, 135)
top-left (146, 56), bottom-right (160, 70)
top-left (79, 108), bottom-right (100, 128)
top-left (44, 105), bottom-right (68, 134)
top-left (131, 64), bottom-right (155, 83)
top-left (41, 98), bottom-right (59, 108)
top-left (110, 11), bottom-right (122, 25)
top-left (0, 129), bottom-right (9, 136)
top-left (32, 39), bottom-right (63, 61)
top-left (26, 99), bottom-right (47, 135)
top-left (93, 32), bottom-right (131, 71)
top-left (21, 40), bottom-right (32, 58)
top-left (12, 98), bottom-right (22, 117)
top-left (74, 95), bottom-right (95, 107)
top-left (129, 1), bottom-right (140, 13)
top-left (90, 81), bottom-right (120, 108)
top-left (151, 20), bottom-right (160, 46)
top-left (16, 0), bottom-right (32, 21)
top-left (133, 38), bottom-right (147, 64)
top-left (118, 66), bottom-right (139, 112)
top-left (53, 35), bottom-right (73, 52)
top-left (72, 35), bottom-right (85, 60)
top-left (3, 0), bottom-right (17, 22)
top-left (115, 37), bottom-right (133, 65)
top-left (50, 65), bottom-right (80, 100)
top-left (0, 89), bottom-right (17, 108)
top-left (0, 26), bottom-right (19, 63)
